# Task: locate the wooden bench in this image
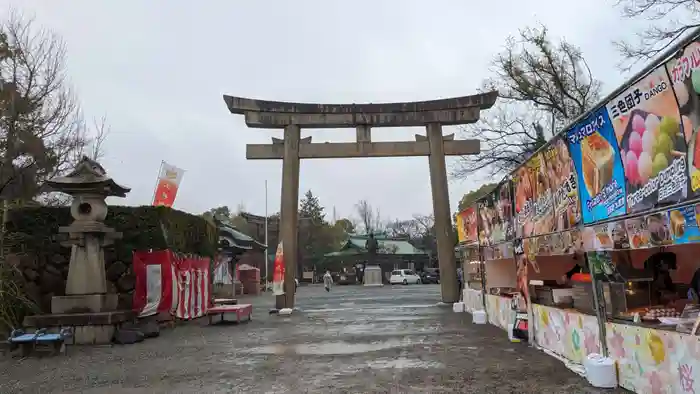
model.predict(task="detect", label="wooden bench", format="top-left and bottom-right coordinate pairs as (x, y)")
top-left (207, 304), bottom-right (252, 325)
top-left (7, 328), bottom-right (73, 357)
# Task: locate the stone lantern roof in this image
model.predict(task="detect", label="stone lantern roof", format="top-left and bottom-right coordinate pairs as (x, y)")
top-left (47, 156), bottom-right (131, 197)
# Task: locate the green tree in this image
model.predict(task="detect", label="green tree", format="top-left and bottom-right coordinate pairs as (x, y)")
top-left (334, 218), bottom-right (356, 234)
top-left (458, 183), bottom-right (497, 212)
top-left (298, 190), bottom-right (337, 270)
top-left (454, 26), bottom-right (600, 178)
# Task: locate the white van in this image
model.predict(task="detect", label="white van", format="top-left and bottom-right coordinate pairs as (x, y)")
top-left (389, 269), bottom-right (422, 285)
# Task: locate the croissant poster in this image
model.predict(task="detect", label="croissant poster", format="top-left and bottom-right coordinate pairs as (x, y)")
top-left (543, 136), bottom-right (581, 231)
top-left (606, 66), bottom-right (689, 214)
top-left (566, 107), bottom-right (627, 224)
top-left (666, 41), bottom-right (700, 199)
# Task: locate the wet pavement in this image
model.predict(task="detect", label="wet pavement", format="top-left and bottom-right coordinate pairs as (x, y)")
top-left (1, 284), bottom-right (626, 393)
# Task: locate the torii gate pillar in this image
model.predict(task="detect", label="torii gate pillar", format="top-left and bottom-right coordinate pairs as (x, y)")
top-left (223, 92), bottom-right (498, 308)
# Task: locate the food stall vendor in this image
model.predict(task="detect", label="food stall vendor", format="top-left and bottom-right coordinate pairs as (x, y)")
top-left (643, 249), bottom-right (678, 304)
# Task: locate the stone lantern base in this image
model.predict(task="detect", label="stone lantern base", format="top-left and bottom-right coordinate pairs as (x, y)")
top-left (51, 293), bottom-right (119, 314)
top-left (23, 310), bottom-right (134, 345)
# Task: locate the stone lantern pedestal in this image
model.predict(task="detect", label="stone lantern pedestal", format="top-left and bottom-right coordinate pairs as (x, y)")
top-left (23, 157), bottom-right (135, 345)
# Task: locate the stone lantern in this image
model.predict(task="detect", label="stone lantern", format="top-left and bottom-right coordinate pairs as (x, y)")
top-left (47, 156), bottom-right (130, 314)
top-left (23, 157), bottom-right (137, 345)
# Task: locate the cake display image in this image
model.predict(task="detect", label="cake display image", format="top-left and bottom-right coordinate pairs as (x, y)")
top-left (566, 107), bottom-right (627, 224)
top-left (625, 217), bottom-right (652, 249)
top-left (669, 205), bottom-right (700, 244)
top-left (580, 131), bottom-right (615, 197)
top-left (645, 212), bottom-right (672, 246)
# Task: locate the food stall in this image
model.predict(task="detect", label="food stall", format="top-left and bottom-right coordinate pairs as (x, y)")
top-left (458, 30), bottom-right (700, 393)
top-left (458, 244), bottom-right (484, 313)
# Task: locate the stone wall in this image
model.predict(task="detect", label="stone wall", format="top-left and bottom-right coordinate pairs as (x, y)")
top-left (6, 205), bottom-right (217, 316)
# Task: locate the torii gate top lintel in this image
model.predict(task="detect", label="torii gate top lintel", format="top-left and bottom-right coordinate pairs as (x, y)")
top-left (223, 91), bottom-right (498, 116)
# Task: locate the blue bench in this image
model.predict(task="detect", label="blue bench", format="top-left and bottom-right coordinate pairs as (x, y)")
top-left (7, 327), bottom-right (73, 356)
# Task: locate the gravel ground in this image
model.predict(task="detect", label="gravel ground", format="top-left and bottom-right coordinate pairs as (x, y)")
top-left (1, 284), bottom-right (627, 393)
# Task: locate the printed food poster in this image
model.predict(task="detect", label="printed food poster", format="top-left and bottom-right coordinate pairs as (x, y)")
top-left (543, 136), bottom-right (581, 231)
top-left (625, 217), bottom-right (653, 249)
top-left (645, 211), bottom-right (673, 246)
top-left (495, 181), bottom-right (515, 242)
top-left (514, 152), bottom-right (555, 236)
top-left (513, 163), bottom-right (535, 238)
top-left (669, 205), bottom-right (700, 244)
top-left (477, 194), bottom-right (496, 246)
top-left (666, 41), bottom-right (700, 197)
top-left (607, 66), bottom-right (689, 213)
top-left (566, 107), bottom-right (627, 224)
top-left (456, 207), bottom-right (478, 244)
top-left (583, 221), bottom-right (630, 251)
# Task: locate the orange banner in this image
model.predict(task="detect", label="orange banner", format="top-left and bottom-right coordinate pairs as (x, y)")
top-left (152, 162), bottom-right (185, 207)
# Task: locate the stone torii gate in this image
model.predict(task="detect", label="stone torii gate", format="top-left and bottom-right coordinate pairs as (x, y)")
top-left (223, 92), bottom-right (498, 308)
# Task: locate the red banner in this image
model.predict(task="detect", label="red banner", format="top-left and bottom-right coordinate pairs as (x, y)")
top-left (153, 179), bottom-right (179, 207)
top-left (174, 257), bottom-right (211, 320)
top-left (272, 241), bottom-right (285, 295)
top-left (132, 250), bottom-right (176, 317)
top-left (132, 250), bottom-right (210, 320)
top-left (152, 162), bottom-right (185, 207)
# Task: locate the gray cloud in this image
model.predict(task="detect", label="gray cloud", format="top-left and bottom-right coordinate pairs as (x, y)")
top-left (2, 0), bottom-right (645, 221)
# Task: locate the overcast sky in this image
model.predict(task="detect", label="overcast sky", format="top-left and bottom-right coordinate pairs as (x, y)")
top-left (2, 1), bottom-right (649, 222)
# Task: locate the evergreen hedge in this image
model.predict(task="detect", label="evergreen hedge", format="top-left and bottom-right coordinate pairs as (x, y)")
top-left (6, 205), bottom-right (217, 260)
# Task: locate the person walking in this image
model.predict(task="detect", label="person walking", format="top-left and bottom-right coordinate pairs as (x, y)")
top-left (323, 270), bottom-right (334, 292)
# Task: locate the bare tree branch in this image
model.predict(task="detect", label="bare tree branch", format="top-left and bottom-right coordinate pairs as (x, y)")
top-left (615, 0), bottom-right (700, 69)
top-left (452, 26), bottom-right (600, 179)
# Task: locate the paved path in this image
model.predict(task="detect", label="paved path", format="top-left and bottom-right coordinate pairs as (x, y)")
top-left (1, 284), bottom-right (625, 393)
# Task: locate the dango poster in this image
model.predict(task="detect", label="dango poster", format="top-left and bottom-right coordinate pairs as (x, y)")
top-left (666, 40), bottom-right (700, 199)
top-left (566, 107), bottom-right (627, 224)
top-left (606, 66), bottom-right (689, 213)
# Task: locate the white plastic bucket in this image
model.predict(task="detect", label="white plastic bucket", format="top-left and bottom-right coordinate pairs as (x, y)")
top-left (583, 353), bottom-right (617, 388)
top-left (472, 310), bottom-right (487, 324)
top-left (453, 302), bottom-right (465, 313)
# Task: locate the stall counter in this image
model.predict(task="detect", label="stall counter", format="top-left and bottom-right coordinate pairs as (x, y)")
top-left (531, 304), bottom-right (601, 367)
top-left (462, 288), bottom-right (483, 313)
top-left (605, 322), bottom-right (700, 393)
top-left (485, 294), bottom-right (515, 330)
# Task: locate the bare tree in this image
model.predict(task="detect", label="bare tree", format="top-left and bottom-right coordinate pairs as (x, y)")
top-left (615, 0), bottom-right (700, 69)
top-left (0, 11), bottom-right (105, 205)
top-left (453, 26), bottom-right (601, 179)
top-left (354, 199), bottom-right (382, 234)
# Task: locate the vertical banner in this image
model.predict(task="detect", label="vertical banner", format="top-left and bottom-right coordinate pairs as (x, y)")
top-left (544, 136), bottom-right (581, 231)
top-left (132, 250), bottom-right (175, 318)
top-left (152, 161), bottom-right (186, 207)
top-left (496, 181), bottom-right (515, 241)
top-left (477, 194), bottom-right (495, 246)
top-left (607, 66), bottom-right (689, 213)
top-left (272, 241), bottom-right (285, 295)
top-left (528, 152), bottom-right (555, 235)
top-left (567, 107), bottom-right (627, 224)
top-left (513, 156), bottom-right (540, 237)
top-left (457, 207), bottom-right (478, 244)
